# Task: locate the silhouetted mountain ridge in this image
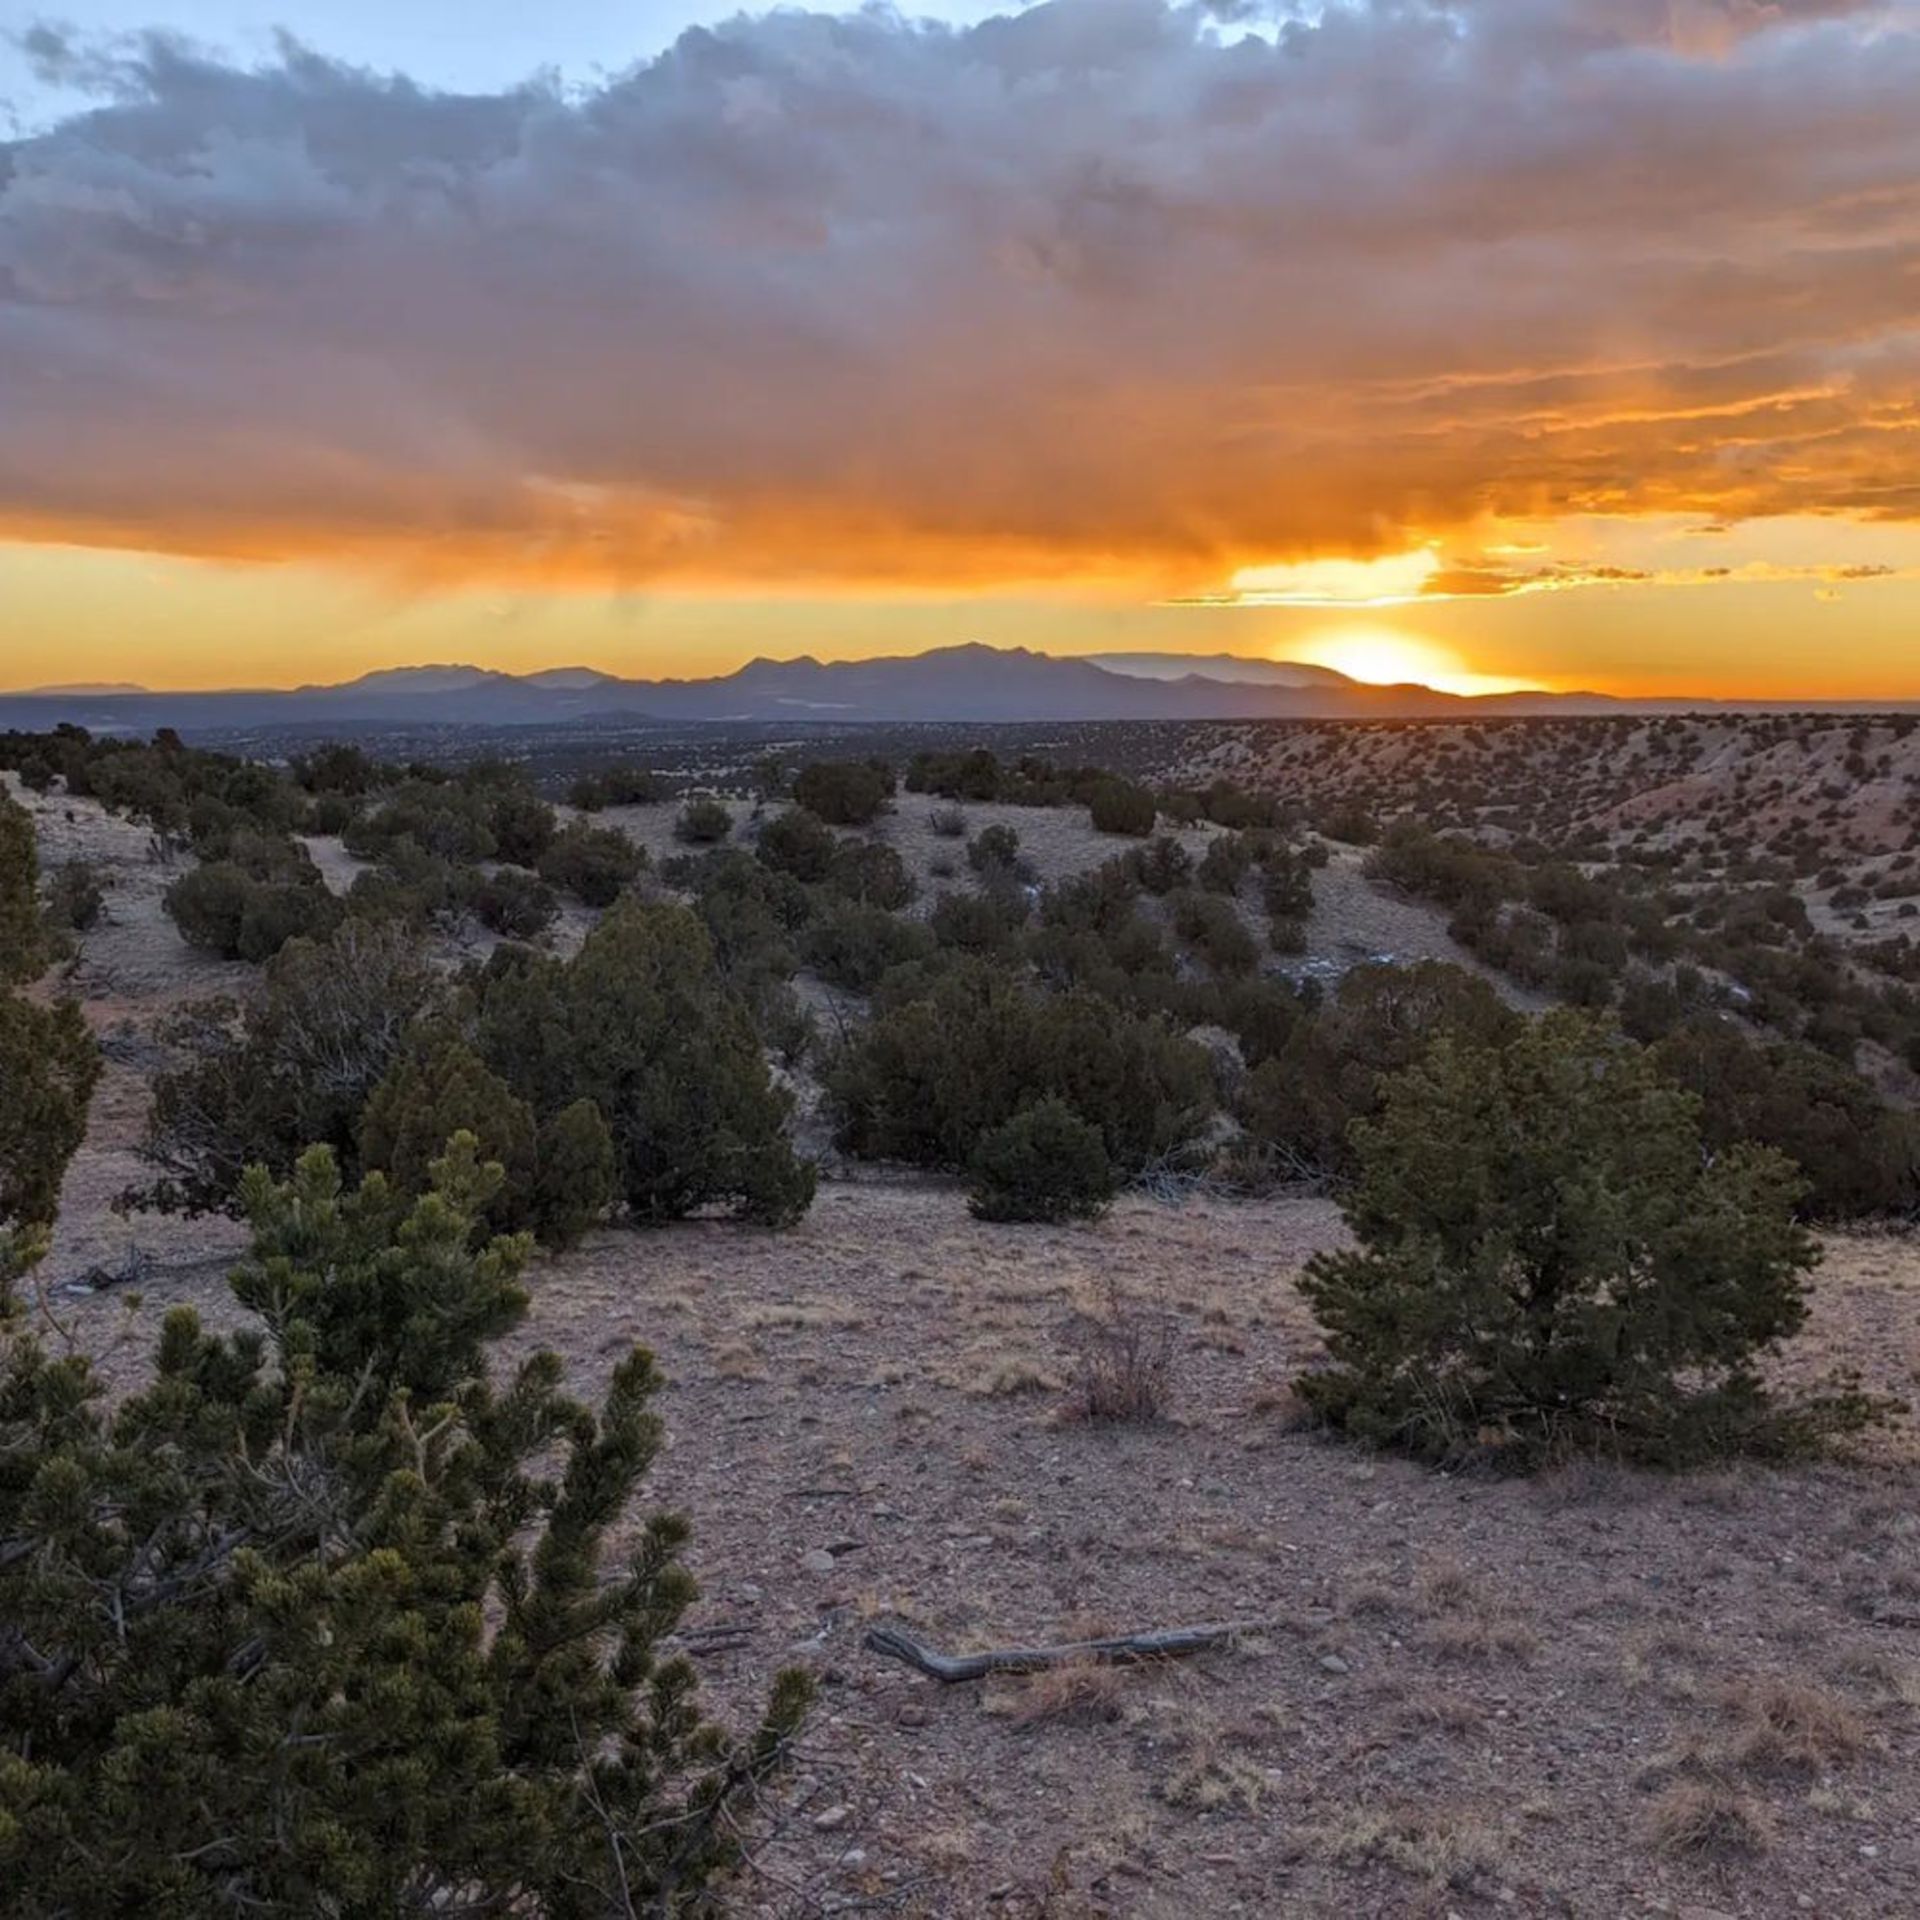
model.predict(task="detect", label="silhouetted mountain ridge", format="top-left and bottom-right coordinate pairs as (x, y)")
top-left (4, 643), bottom-right (1896, 733)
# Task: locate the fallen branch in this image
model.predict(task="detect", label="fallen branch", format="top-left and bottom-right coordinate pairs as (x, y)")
top-left (863, 1621), bottom-right (1256, 1684)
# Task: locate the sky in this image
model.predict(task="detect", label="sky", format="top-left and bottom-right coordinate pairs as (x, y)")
top-left (5, 0), bottom-right (1920, 697)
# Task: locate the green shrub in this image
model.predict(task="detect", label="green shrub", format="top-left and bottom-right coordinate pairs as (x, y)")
top-left (1269, 913), bottom-right (1309, 954)
top-left (341, 838), bottom-right (464, 929)
top-left (828, 836), bottom-right (916, 909)
top-left (165, 860), bottom-right (340, 962)
top-left (42, 859), bottom-right (105, 933)
top-left (1239, 961), bottom-right (1519, 1180)
top-left (1653, 1022), bottom-right (1919, 1221)
top-left (802, 899), bottom-right (935, 992)
top-left (343, 779), bottom-right (496, 863)
top-left (675, 794), bottom-right (734, 844)
top-left (478, 899), bottom-right (815, 1226)
top-left (487, 785), bottom-right (557, 867)
top-left (930, 882), bottom-right (1029, 955)
top-left (1320, 802), bottom-right (1379, 845)
top-left (1170, 889), bottom-right (1259, 977)
top-left (538, 818), bottom-right (644, 907)
top-left (466, 865), bottom-right (559, 940)
top-left (793, 758), bottom-right (894, 826)
top-left (908, 748), bottom-right (1007, 801)
top-left (1260, 847), bottom-right (1314, 922)
top-left (1130, 835), bottom-right (1191, 894)
top-left (1039, 858), bottom-right (1143, 939)
top-left (359, 1034), bottom-right (538, 1231)
top-left (0, 1140), bottom-right (809, 1912)
top-left (1197, 832), bottom-right (1256, 894)
top-left (669, 848), bottom-right (809, 992)
top-left (1, 791), bottom-right (47, 983)
top-left (968, 823), bottom-right (1021, 873)
top-left (1202, 779), bottom-right (1280, 831)
top-left (828, 961), bottom-right (1213, 1173)
top-left (302, 791), bottom-right (360, 836)
top-left (1090, 778), bottom-right (1157, 837)
top-left (136, 919), bottom-right (439, 1214)
top-left (532, 1097), bottom-right (618, 1247)
top-left (571, 765), bottom-right (665, 808)
top-left (755, 806), bottom-right (839, 883)
top-left (1027, 914), bottom-right (1179, 1016)
top-left (1298, 1011), bottom-right (1885, 1465)
top-left (0, 991), bottom-right (100, 1234)
top-left (967, 1098), bottom-right (1114, 1222)
top-left (291, 740), bottom-right (379, 795)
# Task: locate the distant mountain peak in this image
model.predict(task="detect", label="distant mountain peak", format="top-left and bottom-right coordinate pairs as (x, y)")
top-left (331, 664), bottom-right (502, 694)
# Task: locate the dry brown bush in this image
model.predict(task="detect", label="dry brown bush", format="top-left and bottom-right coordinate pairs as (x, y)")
top-left (1060, 1282), bottom-right (1174, 1424)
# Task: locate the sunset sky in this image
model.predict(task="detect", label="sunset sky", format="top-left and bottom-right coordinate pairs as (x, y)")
top-left (6, 0), bottom-right (1920, 697)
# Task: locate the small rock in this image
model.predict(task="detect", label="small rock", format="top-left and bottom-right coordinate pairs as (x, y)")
top-left (1318, 1654), bottom-right (1351, 1675)
top-left (801, 1549), bottom-right (836, 1575)
top-left (813, 1805), bottom-right (850, 1832)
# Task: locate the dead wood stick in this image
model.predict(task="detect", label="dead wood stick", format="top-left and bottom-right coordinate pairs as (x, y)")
top-left (862, 1621), bottom-right (1256, 1683)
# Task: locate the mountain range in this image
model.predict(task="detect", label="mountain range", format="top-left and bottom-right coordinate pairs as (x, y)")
top-left (0, 645), bottom-right (1899, 734)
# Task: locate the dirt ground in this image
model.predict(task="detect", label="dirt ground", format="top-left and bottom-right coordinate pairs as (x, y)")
top-left (16, 773), bottom-right (1920, 1918)
top-left (40, 1182), bottom-right (1920, 1920)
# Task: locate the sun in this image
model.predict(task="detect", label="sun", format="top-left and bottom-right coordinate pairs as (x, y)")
top-left (1286, 625), bottom-right (1540, 698)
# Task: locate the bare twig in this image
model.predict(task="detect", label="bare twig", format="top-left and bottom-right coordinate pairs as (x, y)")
top-left (863, 1621), bottom-right (1259, 1684)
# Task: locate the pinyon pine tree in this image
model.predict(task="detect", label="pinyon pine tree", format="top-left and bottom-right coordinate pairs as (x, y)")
top-left (1298, 1010), bottom-right (1885, 1466)
top-left (0, 1137), bottom-right (809, 1914)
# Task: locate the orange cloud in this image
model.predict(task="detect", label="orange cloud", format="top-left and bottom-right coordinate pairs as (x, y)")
top-left (4, 2), bottom-right (1920, 599)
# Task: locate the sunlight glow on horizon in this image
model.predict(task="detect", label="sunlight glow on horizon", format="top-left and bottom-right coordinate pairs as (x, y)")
top-left (1283, 625), bottom-right (1546, 698)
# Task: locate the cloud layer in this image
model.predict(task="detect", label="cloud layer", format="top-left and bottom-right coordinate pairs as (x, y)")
top-left (4, 0), bottom-right (1919, 590)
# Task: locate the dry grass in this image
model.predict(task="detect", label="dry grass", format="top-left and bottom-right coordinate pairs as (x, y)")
top-left (1646, 1778), bottom-right (1777, 1857)
top-left (1307, 1802), bottom-right (1502, 1888)
top-left (1391, 1686), bottom-right (1487, 1736)
top-left (1622, 1623), bottom-right (1719, 1702)
top-left (1830, 1647), bottom-right (1920, 1712)
top-left (1159, 1745), bottom-right (1267, 1816)
top-left (1723, 1678), bottom-right (1869, 1775)
top-left (710, 1338), bottom-right (766, 1381)
top-left (1414, 1561), bottom-right (1540, 1664)
top-left (1005, 1659), bottom-right (1129, 1730)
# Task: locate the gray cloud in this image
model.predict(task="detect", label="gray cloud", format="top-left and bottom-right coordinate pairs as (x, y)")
top-left (3, 0), bottom-right (1918, 585)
